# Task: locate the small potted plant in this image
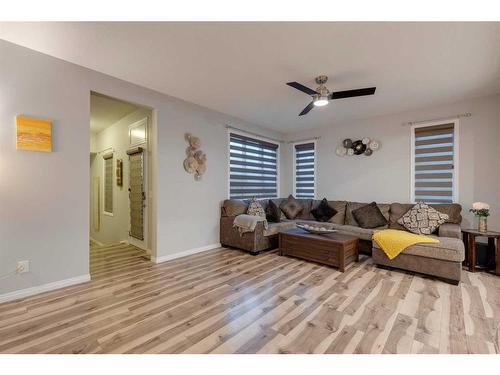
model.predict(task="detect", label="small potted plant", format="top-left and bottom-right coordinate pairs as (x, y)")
top-left (470, 202), bottom-right (490, 232)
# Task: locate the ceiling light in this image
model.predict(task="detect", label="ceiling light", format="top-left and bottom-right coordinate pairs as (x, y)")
top-left (313, 95), bottom-right (329, 107)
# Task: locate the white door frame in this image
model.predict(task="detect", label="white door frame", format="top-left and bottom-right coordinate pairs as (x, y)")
top-left (89, 91), bottom-right (157, 260)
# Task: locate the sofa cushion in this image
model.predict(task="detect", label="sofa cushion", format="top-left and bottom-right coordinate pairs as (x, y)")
top-left (221, 199), bottom-right (248, 217)
top-left (330, 224), bottom-right (384, 241)
top-left (263, 221), bottom-right (296, 237)
top-left (373, 235), bottom-right (464, 262)
top-left (327, 201), bottom-right (347, 225)
top-left (438, 223), bottom-right (461, 239)
top-left (280, 195), bottom-right (304, 219)
top-left (266, 199), bottom-right (281, 223)
top-left (431, 204), bottom-right (462, 224)
top-left (352, 202), bottom-right (388, 229)
top-left (311, 198), bottom-right (338, 222)
top-left (397, 203), bottom-right (449, 235)
top-left (345, 201), bottom-right (390, 227)
top-left (377, 203), bottom-right (391, 222)
top-left (389, 203), bottom-right (414, 230)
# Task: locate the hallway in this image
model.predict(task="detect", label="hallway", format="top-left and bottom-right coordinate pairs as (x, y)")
top-left (90, 242), bottom-right (151, 279)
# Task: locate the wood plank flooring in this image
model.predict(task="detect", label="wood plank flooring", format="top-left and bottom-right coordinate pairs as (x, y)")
top-left (0, 243), bottom-right (499, 354)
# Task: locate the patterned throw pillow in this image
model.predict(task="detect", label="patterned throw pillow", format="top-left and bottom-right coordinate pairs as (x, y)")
top-left (397, 203), bottom-right (449, 235)
top-left (247, 198), bottom-right (266, 218)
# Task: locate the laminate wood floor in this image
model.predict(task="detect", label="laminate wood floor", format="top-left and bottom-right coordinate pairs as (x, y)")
top-left (0, 243), bottom-right (499, 354)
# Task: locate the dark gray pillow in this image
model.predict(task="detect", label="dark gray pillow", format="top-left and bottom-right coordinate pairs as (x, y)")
top-left (266, 199), bottom-right (281, 223)
top-left (352, 202), bottom-right (388, 229)
top-left (280, 195), bottom-right (303, 220)
top-left (311, 198), bottom-right (337, 222)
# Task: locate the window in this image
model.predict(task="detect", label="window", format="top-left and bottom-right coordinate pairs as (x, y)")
top-left (294, 141), bottom-right (316, 199)
top-left (411, 121), bottom-right (458, 204)
top-left (103, 152), bottom-right (114, 214)
top-left (229, 132), bottom-right (279, 199)
top-left (129, 117), bottom-right (147, 146)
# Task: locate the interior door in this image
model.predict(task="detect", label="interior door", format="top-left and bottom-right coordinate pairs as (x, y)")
top-left (127, 147), bottom-right (145, 242)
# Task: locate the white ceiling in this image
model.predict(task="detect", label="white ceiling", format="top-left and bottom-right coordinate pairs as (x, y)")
top-left (2, 22), bottom-right (500, 133)
top-left (90, 93), bottom-right (139, 134)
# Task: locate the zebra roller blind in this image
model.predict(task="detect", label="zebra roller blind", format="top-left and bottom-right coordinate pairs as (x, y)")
top-left (413, 123), bottom-right (456, 204)
top-left (294, 142), bottom-right (315, 199)
top-left (103, 152), bottom-right (113, 213)
top-left (229, 132), bottom-right (279, 199)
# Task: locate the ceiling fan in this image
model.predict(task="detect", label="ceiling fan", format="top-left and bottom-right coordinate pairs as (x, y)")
top-left (286, 75), bottom-right (376, 116)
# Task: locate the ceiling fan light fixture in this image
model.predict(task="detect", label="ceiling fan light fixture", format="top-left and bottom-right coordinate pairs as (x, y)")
top-left (313, 95), bottom-right (329, 107)
top-left (287, 76), bottom-right (376, 116)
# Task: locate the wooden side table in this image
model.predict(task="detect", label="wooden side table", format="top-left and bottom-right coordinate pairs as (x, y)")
top-left (462, 228), bottom-right (500, 274)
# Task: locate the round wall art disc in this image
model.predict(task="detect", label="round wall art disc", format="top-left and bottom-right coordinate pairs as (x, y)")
top-left (364, 148), bottom-right (373, 156)
top-left (362, 137), bottom-right (370, 145)
top-left (347, 148), bottom-right (354, 156)
top-left (335, 146), bottom-right (347, 156)
top-left (369, 140), bottom-right (380, 150)
top-left (342, 138), bottom-right (353, 148)
top-left (352, 140), bottom-right (366, 155)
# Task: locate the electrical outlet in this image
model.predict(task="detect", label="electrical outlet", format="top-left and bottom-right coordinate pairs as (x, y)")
top-left (17, 260), bottom-right (30, 274)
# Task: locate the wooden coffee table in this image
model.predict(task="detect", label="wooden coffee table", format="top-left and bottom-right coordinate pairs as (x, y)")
top-left (279, 228), bottom-right (359, 272)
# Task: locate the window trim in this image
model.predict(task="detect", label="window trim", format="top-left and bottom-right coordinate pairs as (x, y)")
top-left (410, 119), bottom-right (459, 204)
top-left (292, 139), bottom-right (317, 199)
top-left (103, 152), bottom-right (114, 216)
top-left (227, 128), bottom-right (280, 199)
top-left (128, 117), bottom-right (148, 147)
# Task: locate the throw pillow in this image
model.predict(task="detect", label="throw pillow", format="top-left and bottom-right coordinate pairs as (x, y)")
top-left (397, 203), bottom-right (449, 235)
top-left (266, 199), bottom-right (281, 223)
top-left (296, 199), bottom-right (314, 220)
top-left (311, 198), bottom-right (337, 222)
top-left (247, 198), bottom-right (266, 218)
top-left (280, 195), bottom-right (303, 220)
top-left (352, 202), bottom-right (388, 229)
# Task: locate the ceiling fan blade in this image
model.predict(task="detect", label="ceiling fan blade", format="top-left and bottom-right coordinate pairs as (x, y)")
top-left (287, 82), bottom-right (317, 96)
top-left (299, 101), bottom-right (315, 116)
top-left (329, 87), bottom-right (376, 100)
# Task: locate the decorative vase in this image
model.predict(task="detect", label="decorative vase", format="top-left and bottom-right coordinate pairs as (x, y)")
top-left (478, 216), bottom-right (488, 232)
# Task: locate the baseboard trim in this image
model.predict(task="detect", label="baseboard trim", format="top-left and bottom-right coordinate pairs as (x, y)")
top-left (153, 243), bottom-right (221, 264)
top-left (0, 274), bottom-right (91, 304)
top-left (89, 237), bottom-right (104, 246)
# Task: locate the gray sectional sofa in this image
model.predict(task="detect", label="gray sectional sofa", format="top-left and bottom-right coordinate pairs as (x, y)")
top-left (220, 198), bottom-right (465, 284)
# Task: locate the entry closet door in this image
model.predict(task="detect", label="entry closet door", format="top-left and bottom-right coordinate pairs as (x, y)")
top-left (127, 147), bottom-right (145, 240)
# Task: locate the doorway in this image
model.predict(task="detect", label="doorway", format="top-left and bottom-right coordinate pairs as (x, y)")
top-left (89, 92), bottom-right (153, 272)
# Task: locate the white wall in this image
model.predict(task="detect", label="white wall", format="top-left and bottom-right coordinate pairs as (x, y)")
top-left (90, 107), bottom-right (151, 246)
top-left (283, 94), bottom-right (500, 232)
top-left (0, 40), bottom-right (284, 297)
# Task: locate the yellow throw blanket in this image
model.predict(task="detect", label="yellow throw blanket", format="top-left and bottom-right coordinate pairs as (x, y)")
top-left (372, 229), bottom-right (439, 260)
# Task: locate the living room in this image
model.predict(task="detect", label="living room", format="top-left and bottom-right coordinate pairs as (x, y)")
top-left (1, 1), bottom-right (500, 372)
